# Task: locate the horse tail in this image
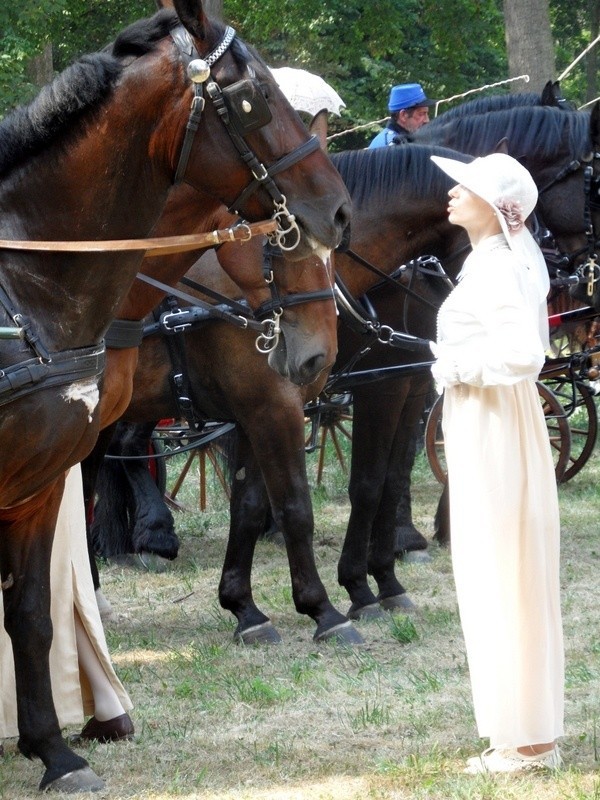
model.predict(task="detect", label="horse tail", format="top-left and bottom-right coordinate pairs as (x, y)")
top-left (91, 457), bottom-right (133, 557)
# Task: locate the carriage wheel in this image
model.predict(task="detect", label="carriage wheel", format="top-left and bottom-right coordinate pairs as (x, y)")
top-left (424, 382), bottom-right (572, 485)
top-left (304, 395), bottom-right (353, 485)
top-left (540, 376), bottom-right (598, 482)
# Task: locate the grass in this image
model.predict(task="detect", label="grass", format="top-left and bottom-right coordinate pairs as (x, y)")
top-left (3, 423), bottom-right (600, 798)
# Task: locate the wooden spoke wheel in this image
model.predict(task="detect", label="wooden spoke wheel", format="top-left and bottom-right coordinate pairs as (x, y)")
top-left (152, 421), bottom-right (233, 511)
top-left (540, 375), bottom-right (598, 482)
top-left (304, 395), bottom-right (353, 485)
top-left (424, 381), bottom-right (572, 485)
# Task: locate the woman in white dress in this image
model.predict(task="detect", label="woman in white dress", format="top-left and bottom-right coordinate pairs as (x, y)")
top-left (430, 152), bottom-right (564, 773)
top-left (1, 465), bottom-right (133, 754)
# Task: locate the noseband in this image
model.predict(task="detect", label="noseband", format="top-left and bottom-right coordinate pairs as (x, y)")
top-left (171, 24), bottom-right (321, 252)
top-left (536, 151), bottom-right (600, 297)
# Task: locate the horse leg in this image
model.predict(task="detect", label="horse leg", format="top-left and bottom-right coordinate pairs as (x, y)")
top-left (338, 385), bottom-right (408, 619)
top-left (81, 423), bottom-right (118, 601)
top-left (218, 427), bottom-right (280, 643)
top-left (367, 381), bottom-right (433, 612)
top-left (393, 426), bottom-right (430, 556)
top-left (117, 422), bottom-right (179, 562)
top-left (93, 421), bottom-right (178, 563)
top-left (0, 479), bottom-right (102, 792)
top-left (220, 420), bottom-right (362, 645)
top-left (394, 381), bottom-right (435, 556)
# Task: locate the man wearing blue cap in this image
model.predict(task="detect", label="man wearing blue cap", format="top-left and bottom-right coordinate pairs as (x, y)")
top-left (368, 83), bottom-right (435, 148)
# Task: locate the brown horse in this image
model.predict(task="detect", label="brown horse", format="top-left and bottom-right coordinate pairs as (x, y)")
top-left (0, 0), bottom-right (350, 790)
top-left (88, 144), bottom-right (469, 640)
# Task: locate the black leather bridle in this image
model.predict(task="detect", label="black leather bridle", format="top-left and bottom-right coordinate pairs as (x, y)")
top-left (171, 24), bottom-right (321, 253)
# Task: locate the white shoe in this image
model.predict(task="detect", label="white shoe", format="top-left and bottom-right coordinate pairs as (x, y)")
top-left (464, 745), bottom-right (562, 774)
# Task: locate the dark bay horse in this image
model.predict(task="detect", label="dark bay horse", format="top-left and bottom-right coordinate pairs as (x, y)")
top-left (414, 102), bottom-right (600, 279)
top-left (89, 144), bottom-right (470, 638)
top-left (0, 0), bottom-right (351, 790)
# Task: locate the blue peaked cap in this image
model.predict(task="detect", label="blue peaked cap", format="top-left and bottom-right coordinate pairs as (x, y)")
top-left (388, 83), bottom-right (435, 112)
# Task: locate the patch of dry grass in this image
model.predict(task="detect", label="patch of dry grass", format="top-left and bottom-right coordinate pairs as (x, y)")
top-left (2, 435), bottom-right (600, 799)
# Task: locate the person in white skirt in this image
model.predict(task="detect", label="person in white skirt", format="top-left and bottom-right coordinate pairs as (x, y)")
top-left (1, 464), bottom-right (133, 757)
top-left (430, 152), bottom-right (564, 773)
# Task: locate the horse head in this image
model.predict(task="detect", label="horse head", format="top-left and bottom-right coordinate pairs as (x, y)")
top-left (146, 0), bottom-right (352, 259)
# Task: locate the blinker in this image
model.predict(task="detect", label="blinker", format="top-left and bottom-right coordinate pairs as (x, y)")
top-left (187, 59), bottom-right (210, 84)
top-left (222, 79), bottom-right (272, 133)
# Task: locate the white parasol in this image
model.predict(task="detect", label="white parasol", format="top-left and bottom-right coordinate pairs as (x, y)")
top-left (269, 67), bottom-right (346, 117)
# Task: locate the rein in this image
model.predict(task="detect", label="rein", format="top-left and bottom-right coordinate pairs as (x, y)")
top-left (133, 238), bottom-right (337, 355)
top-left (0, 220), bottom-right (275, 256)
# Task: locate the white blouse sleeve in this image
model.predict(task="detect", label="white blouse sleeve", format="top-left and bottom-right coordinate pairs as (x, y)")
top-left (433, 252), bottom-right (546, 388)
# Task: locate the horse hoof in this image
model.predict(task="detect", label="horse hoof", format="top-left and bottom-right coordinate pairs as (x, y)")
top-left (314, 620), bottom-right (365, 645)
top-left (395, 525), bottom-right (429, 555)
top-left (400, 549), bottom-right (432, 564)
top-left (42, 766), bottom-right (105, 793)
top-left (346, 602), bottom-right (386, 620)
top-left (137, 551), bottom-right (170, 573)
top-left (379, 594), bottom-right (417, 613)
top-left (95, 589), bottom-right (114, 621)
top-left (234, 621), bottom-right (282, 645)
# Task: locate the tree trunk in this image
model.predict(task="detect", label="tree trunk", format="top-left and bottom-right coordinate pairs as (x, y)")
top-left (586, 0), bottom-right (600, 103)
top-left (26, 42), bottom-right (53, 88)
top-left (502, 0), bottom-right (555, 93)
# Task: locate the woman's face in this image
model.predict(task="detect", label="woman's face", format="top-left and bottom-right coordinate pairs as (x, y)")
top-left (447, 184), bottom-right (492, 231)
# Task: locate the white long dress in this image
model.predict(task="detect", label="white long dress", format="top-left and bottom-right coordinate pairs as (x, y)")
top-left (0, 465), bottom-right (131, 739)
top-left (433, 234), bottom-right (564, 748)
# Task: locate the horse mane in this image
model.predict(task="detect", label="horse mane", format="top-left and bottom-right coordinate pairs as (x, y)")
top-left (112, 8), bottom-right (251, 69)
top-left (431, 92), bottom-right (543, 125)
top-left (331, 144), bottom-right (470, 208)
top-left (414, 105), bottom-right (592, 161)
top-left (112, 8), bottom-right (178, 58)
top-left (0, 7), bottom-right (220, 178)
top-left (0, 53), bottom-right (122, 177)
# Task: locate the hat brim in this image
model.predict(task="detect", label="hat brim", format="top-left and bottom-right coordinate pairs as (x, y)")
top-left (394, 98), bottom-right (436, 110)
top-left (431, 154), bottom-right (512, 247)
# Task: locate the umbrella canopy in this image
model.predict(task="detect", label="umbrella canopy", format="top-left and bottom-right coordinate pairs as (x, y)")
top-left (269, 67), bottom-right (346, 117)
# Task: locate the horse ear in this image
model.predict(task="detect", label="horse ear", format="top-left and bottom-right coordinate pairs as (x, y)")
top-left (173, 0), bottom-right (208, 41)
top-left (493, 137), bottom-right (509, 154)
top-left (591, 102), bottom-right (600, 148)
top-left (309, 110), bottom-right (328, 151)
top-left (540, 81), bottom-right (556, 106)
top-left (156, 0), bottom-right (174, 8)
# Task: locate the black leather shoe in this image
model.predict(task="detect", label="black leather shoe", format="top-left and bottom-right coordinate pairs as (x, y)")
top-left (78, 712), bottom-right (134, 742)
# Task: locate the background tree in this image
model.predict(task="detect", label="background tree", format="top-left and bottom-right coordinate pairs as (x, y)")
top-left (503, 0), bottom-right (556, 91)
top-left (1, 0), bottom-right (599, 135)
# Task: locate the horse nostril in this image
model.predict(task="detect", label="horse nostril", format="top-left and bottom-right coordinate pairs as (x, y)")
top-left (336, 201), bottom-right (352, 237)
top-left (299, 352), bottom-right (327, 385)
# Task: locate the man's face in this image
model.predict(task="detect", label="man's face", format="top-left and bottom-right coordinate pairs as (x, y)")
top-left (399, 106), bottom-right (430, 132)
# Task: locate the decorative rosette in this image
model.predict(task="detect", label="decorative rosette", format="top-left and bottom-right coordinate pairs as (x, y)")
top-left (495, 198), bottom-right (524, 233)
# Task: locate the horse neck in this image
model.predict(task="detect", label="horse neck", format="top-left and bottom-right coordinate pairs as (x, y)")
top-left (335, 206), bottom-right (461, 295)
top-left (116, 186), bottom-right (240, 319)
top-left (0, 66), bottom-right (194, 346)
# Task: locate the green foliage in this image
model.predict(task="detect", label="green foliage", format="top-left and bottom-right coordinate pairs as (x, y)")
top-left (0, 0), bottom-right (153, 117)
top-left (225, 0), bottom-right (506, 147)
top-left (0, 0), bottom-right (597, 134)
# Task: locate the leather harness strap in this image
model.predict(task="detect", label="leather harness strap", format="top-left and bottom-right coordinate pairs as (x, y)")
top-left (0, 344), bottom-right (105, 408)
top-left (0, 219), bottom-right (276, 255)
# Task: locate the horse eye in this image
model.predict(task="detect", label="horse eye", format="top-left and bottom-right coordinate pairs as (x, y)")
top-left (259, 83), bottom-right (271, 101)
